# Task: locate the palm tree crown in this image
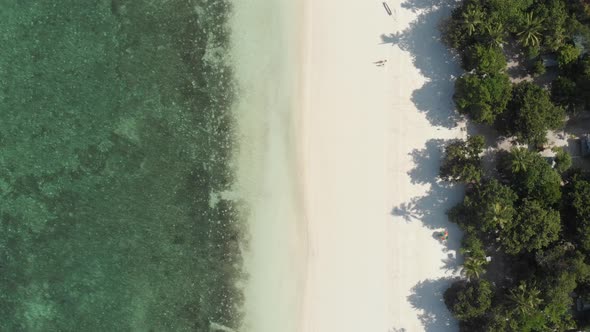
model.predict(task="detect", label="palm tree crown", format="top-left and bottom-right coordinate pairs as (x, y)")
top-left (462, 6), bottom-right (485, 36)
top-left (463, 256), bottom-right (486, 279)
top-left (491, 202), bottom-right (510, 229)
top-left (510, 148), bottom-right (533, 173)
top-left (517, 12), bottom-right (544, 47)
top-left (485, 22), bottom-right (506, 47)
top-left (508, 282), bottom-right (543, 315)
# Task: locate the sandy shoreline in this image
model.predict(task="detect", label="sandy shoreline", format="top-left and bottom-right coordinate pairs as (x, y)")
top-left (234, 0), bottom-right (466, 331)
top-left (301, 0), bottom-right (464, 331)
top-left (230, 0), bottom-right (306, 331)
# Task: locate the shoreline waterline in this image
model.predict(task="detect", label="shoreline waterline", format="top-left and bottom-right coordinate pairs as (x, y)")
top-left (228, 0), bottom-right (307, 331)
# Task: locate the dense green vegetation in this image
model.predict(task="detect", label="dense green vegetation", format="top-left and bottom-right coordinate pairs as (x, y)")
top-left (442, 143), bottom-right (590, 330)
top-left (501, 82), bottom-right (565, 146)
top-left (439, 135), bottom-right (485, 183)
top-left (441, 0), bottom-right (590, 330)
top-left (454, 73), bottom-right (512, 124)
top-left (0, 1), bottom-right (244, 331)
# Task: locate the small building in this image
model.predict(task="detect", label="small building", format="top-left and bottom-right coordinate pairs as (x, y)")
top-left (581, 134), bottom-right (590, 157)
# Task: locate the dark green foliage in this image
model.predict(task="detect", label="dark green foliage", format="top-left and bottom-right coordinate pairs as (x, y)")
top-left (485, 0), bottom-right (534, 32)
top-left (536, 0), bottom-right (570, 51)
top-left (542, 272), bottom-right (577, 330)
top-left (524, 44), bottom-right (541, 60)
top-left (444, 280), bottom-right (493, 321)
top-left (463, 256), bottom-right (488, 280)
top-left (500, 82), bottom-right (565, 146)
top-left (531, 59), bottom-right (546, 76)
top-left (505, 148), bottom-right (562, 206)
top-left (454, 73), bottom-right (512, 124)
top-left (534, 242), bottom-right (576, 270)
top-left (504, 281), bottom-right (548, 331)
top-left (556, 56), bottom-right (590, 111)
top-left (576, 56), bottom-right (590, 107)
top-left (441, 2), bottom-right (483, 50)
top-left (517, 12), bottom-right (544, 48)
top-left (460, 233), bottom-right (486, 260)
top-left (439, 135), bottom-right (485, 183)
top-left (448, 179), bottom-right (517, 233)
top-left (500, 199), bottom-right (561, 254)
top-left (563, 176), bottom-right (590, 251)
top-left (441, 1), bottom-right (590, 329)
top-left (462, 44), bottom-right (507, 74)
top-left (558, 44), bottom-right (582, 68)
top-left (551, 76), bottom-right (583, 112)
top-left (553, 147), bottom-right (572, 173)
top-left (460, 234), bottom-right (489, 279)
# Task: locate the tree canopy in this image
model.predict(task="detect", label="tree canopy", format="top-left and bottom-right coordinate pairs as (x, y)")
top-left (440, 0), bottom-right (590, 328)
top-left (563, 176), bottom-right (590, 251)
top-left (501, 199), bottom-right (561, 254)
top-left (439, 135), bottom-right (485, 183)
top-left (454, 73), bottom-right (512, 124)
top-left (551, 76), bottom-right (584, 112)
top-left (558, 44), bottom-right (581, 68)
top-left (553, 147), bottom-right (572, 173)
top-left (505, 148), bottom-right (562, 206)
top-left (553, 56), bottom-right (590, 112)
top-left (448, 178), bottom-right (518, 234)
top-left (462, 44), bottom-right (507, 74)
top-left (500, 82), bottom-right (565, 146)
top-left (444, 279), bottom-right (493, 321)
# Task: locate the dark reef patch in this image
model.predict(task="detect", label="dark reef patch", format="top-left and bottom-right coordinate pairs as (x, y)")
top-left (0, 1), bottom-right (244, 330)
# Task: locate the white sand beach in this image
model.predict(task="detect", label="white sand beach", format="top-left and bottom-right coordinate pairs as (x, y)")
top-left (301, 0), bottom-right (464, 331)
top-left (233, 0), bottom-right (466, 331)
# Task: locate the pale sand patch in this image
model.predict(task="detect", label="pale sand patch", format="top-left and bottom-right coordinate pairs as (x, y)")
top-left (302, 0), bottom-right (464, 331)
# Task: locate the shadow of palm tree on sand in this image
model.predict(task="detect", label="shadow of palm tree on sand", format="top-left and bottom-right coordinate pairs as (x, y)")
top-left (381, 0), bottom-right (462, 129)
top-left (387, 1), bottom-right (465, 330)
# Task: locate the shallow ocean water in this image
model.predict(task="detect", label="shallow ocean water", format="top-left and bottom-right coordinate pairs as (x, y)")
top-left (0, 1), bottom-right (245, 330)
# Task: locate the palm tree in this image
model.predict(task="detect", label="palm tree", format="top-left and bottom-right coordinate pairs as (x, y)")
top-left (517, 12), bottom-right (544, 47)
top-left (484, 22), bottom-right (506, 47)
top-left (462, 6), bottom-right (485, 36)
top-left (490, 202), bottom-right (510, 229)
top-left (507, 282), bottom-right (542, 315)
top-left (510, 148), bottom-right (533, 173)
top-left (463, 256), bottom-right (486, 280)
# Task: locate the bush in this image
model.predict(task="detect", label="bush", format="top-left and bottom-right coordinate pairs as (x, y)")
top-left (558, 44), bottom-right (581, 68)
top-left (444, 280), bottom-right (493, 321)
top-left (531, 59), bottom-right (546, 76)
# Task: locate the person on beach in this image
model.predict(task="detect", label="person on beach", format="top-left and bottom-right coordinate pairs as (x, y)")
top-left (438, 229), bottom-right (448, 241)
top-left (374, 59), bottom-right (387, 66)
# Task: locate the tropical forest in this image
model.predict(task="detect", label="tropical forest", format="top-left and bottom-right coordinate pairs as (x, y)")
top-left (441, 0), bottom-right (590, 330)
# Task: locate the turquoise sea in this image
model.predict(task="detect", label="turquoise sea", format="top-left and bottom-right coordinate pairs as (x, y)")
top-left (0, 1), bottom-right (247, 330)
